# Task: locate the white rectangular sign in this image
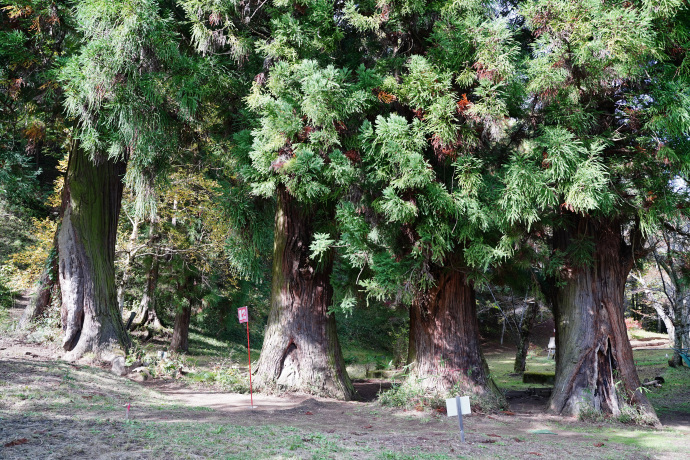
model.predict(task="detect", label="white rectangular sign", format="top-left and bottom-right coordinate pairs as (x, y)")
top-left (446, 396), bottom-right (471, 416)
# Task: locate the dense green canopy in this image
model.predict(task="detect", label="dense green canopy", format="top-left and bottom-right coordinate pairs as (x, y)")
top-left (2, 0), bottom-right (690, 418)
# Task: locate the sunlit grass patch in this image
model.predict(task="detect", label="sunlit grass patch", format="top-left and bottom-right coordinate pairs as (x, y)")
top-left (187, 328), bottom-right (237, 357)
top-left (606, 428), bottom-right (687, 452)
top-left (485, 350), bottom-right (555, 391)
top-left (628, 328), bottom-right (667, 341)
top-left (124, 421), bottom-right (357, 458)
top-left (633, 349), bottom-right (670, 368)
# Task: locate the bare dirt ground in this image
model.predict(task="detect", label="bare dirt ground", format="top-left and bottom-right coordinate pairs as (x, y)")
top-left (2, 307), bottom-right (689, 459)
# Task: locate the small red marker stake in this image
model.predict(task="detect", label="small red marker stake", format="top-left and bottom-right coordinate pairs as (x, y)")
top-left (126, 403), bottom-right (130, 421)
top-left (238, 306), bottom-right (254, 408)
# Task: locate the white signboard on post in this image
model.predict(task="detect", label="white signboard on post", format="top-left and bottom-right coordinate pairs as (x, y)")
top-left (446, 395), bottom-right (471, 443)
top-left (445, 396), bottom-right (471, 416)
top-left (237, 306), bottom-right (248, 324)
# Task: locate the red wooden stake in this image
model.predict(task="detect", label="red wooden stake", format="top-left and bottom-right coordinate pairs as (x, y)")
top-left (238, 306), bottom-right (253, 407)
top-left (246, 320), bottom-right (253, 407)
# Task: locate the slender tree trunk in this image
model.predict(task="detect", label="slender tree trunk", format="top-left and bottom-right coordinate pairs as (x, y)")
top-left (117, 216), bottom-right (140, 312)
top-left (671, 297), bottom-right (690, 367)
top-left (59, 147), bottom-right (130, 361)
top-left (549, 214), bottom-right (657, 422)
top-left (130, 254), bottom-right (163, 330)
top-left (253, 185), bottom-right (354, 400)
top-left (19, 244), bottom-right (59, 328)
top-left (130, 221), bottom-right (163, 331)
top-left (514, 301), bottom-right (539, 374)
top-left (170, 272), bottom-right (194, 352)
top-left (648, 303), bottom-right (675, 343)
top-left (407, 267), bottom-right (501, 399)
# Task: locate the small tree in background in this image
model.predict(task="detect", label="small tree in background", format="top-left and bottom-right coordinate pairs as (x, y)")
top-left (630, 220), bottom-right (690, 367)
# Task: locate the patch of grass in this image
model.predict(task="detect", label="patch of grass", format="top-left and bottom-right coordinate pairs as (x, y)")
top-left (185, 367), bottom-right (249, 393)
top-left (0, 266), bottom-right (17, 326)
top-left (379, 376), bottom-right (504, 413)
top-left (186, 327), bottom-right (240, 358)
top-left (378, 452), bottom-right (453, 460)
top-left (522, 371), bottom-right (555, 385)
top-left (607, 428), bottom-right (688, 453)
top-left (485, 350), bottom-right (555, 391)
top-left (342, 346), bottom-right (395, 368)
top-left (378, 378), bottom-right (439, 410)
top-left (122, 421), bottom-right (358, 458)
top-left (645, 365), bottom-right (690, 416)
top-left (633, 349), bottom-right (671, 368)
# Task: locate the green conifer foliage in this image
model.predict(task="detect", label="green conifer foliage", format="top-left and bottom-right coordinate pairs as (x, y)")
top-left (500, 0), bottom-right (690, 420)
top-left (329, 1), bottom-right (521, 399)
top-left (245, 60), bottom-right (376, 397)
top-left (1, 1), bottom-right (74, 210)
top-left (231, 2), bottom-right (379, 399)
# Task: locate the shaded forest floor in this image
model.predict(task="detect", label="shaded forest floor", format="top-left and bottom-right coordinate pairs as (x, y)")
top-left (2, 303), bottom-right (690, 459)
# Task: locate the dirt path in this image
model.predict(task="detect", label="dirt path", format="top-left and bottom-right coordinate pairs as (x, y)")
top-left (7, 291), bottom-right (29, 323)
top-left (3, 336), bottom-right (689, 459)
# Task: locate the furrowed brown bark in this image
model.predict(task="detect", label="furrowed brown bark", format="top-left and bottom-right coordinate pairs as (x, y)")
top-left (253, 185), bottom-right (354, 400)
top-left (549, 213), bottom-right (657, 422)
top-left (59, 146), bottom-right (130, 361)
top-left (407, 267), bottom-right (500, 398)
top-left (170, 304), bottom-right (191, 352)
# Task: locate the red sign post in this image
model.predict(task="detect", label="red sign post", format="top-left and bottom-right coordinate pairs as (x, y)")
top-left (237, 306), bottom-right (254, 407)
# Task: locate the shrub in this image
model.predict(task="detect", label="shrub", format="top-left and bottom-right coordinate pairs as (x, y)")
top-left (0, 266), bottom-right (14, 310)
top-left (187, 365), bottom-right (250, 393)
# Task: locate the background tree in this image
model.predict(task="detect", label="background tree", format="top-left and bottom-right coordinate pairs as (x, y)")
top-left (1, 1), bottom-right (74, 324)
top-left (630, 220), bottom-right (690, 367)
top-left (56, 0), bottom-right (209, 360)
top-left (484, 282), bottom-right (544, 374)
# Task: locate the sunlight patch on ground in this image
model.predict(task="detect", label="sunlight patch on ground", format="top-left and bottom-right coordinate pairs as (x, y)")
top-left (607, 429), bottom-right (689, 452)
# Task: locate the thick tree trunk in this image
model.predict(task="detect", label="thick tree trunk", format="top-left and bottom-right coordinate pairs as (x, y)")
top-left (407, 267), bottom-right (500, 398)
top-left (253, 185), bottom-right (354, 400)
top-left (59, 147), bottom-right (130, 361)
top-left (514, 301), bottom-right (539, 374)
top-left (549, 214), bottom-right (657, 422)
top-left (170, 305), bottom-right (191, 352)
top-left (19, 244), bottom-right (59, 328)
